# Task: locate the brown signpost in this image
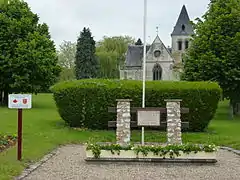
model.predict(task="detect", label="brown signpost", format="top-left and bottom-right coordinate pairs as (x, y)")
top-left (8, 94), bottom-right (32, 161)
top-left (17, 109), bottom-right (23, 160)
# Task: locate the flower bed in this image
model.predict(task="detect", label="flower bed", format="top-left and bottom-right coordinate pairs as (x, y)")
top-left (0, 134), bottom-right (17, 153)
top-left (85, 143), bottom-right (218, 162)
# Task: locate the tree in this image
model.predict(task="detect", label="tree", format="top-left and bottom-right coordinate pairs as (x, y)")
top-left (182, 0), bottom-right (240, 116)
top-left (57, 41), bottom-right (76, 81)
top-left (0, 0), bottom-right (8, 6)
top-left (96, 35), bottom-right (135, 78)
top-left (75, 27), bottom-right (99, 79)
top-left (96, 51), bottom-right (119, 78)
top-left (135, 38), bottom-right (143, 45)
top-left (0, 0), bottom-right (61, 104)
top-left (96, 36), bottom-right (135, 65)
top-left (58, 41), bottom-right (76, 69)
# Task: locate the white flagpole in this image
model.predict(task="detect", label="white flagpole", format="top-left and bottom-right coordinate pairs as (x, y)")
top-left (142, 0), bottom-right (147, 146)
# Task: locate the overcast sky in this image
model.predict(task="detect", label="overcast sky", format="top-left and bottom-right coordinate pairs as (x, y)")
top-left (25, 0), bottom-right (210, 48)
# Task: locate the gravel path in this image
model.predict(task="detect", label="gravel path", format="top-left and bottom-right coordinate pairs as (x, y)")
top-left (23, 145), bottom-right (240, 180)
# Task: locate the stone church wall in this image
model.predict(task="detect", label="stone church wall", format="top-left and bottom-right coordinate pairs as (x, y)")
top-left (120, 69), bottom-right (142, 80)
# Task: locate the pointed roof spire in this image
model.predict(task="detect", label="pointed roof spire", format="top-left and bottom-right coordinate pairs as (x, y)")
top-left (153, 34), bottom-right (162, 44)
top-left (171, 5), bottom-right (194, 36)
top-left (135, 38), bottom-right (143, 45)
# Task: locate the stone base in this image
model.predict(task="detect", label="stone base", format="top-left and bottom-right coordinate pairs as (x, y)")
top-left (85, 150), bottom-right (217, 163)
top-left (85, 158), bottom-right (217, 163)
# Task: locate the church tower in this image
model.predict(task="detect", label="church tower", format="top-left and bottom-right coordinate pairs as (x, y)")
top-left (171, 5), bottom-right (194, 64)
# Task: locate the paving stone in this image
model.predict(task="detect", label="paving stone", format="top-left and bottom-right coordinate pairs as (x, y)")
top-left (20, 145), bottom-right (240, 180)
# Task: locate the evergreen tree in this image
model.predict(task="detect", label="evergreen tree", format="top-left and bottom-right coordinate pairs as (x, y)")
top-left (182, 0), bottom-right (240, 116)
top-left (135, 38), bottom-right (143, 45)
top-left (75, 27), bottom-right (98, 79)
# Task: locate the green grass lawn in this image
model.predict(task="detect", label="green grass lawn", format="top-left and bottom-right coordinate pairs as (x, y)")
top-left (0, 93), bottom-right (240, 180)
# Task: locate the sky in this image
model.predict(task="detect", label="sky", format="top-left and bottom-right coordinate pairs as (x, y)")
top-left (25, 0), bottom-right (210, 48)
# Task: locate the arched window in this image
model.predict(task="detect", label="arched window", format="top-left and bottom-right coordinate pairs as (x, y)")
top-left (124, 71), bottom-right (127, 79)
top-left (135, 71), bottom-right (139, 80)
top-left (178, 41), bottom-right (182, 50)
top-left (152, 64), bottom-right (162, 81)
top-left (185, 40), bottom-right (189, 49)
top-left (181, 24), bottom-right (185, 31)
top-left (154, 50), bottom-right (161, 58)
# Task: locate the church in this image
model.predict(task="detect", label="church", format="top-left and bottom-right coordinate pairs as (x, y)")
top-left (119, 5), bottom-right (194, 81)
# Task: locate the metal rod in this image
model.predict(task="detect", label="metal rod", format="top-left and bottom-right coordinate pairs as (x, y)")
top-left (142, 0), bottom-right (147, 146)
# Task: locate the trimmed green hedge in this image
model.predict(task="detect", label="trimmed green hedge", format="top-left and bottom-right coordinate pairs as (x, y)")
top-left (51, 79), bottom-right (222, 132)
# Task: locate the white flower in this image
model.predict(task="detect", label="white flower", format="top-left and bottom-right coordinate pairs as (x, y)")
top-left (131, 147), bottom-right (134, 150)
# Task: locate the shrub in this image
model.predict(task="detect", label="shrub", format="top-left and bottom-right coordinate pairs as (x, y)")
top-left (51, 79), bottom-right (222, 132)
top-left (0, 134), bottom-right (17, 152)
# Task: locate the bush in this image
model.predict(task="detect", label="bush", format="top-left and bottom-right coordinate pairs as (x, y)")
top-left (51, 79), bottom-right (222, 132)
top-left (0, 134), bottom-right (17, 152)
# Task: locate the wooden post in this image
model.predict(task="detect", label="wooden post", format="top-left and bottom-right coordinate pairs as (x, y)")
top-left (17, 109), bottom-right (23, 161)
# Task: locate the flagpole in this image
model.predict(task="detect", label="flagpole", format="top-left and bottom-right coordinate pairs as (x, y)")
top-left (142, 0), bottom-right (147, 146)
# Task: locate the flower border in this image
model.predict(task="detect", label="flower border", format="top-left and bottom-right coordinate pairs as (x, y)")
top-left (86, 143), bottom-right (218, 159)
top-left (0, 134), bottom-right (17, 153)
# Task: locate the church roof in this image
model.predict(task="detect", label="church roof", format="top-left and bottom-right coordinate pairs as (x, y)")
top-left (171, 5), bottom-right (194, 36)
top-left (125, 45), bottom-right (151, 67)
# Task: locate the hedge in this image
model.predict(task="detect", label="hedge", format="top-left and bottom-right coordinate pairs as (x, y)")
top-left (50, 79), bottom-right (222, 132)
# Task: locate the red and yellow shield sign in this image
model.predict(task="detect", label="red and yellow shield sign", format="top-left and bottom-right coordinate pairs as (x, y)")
top-left (22, 99), bottom-right (28, 104)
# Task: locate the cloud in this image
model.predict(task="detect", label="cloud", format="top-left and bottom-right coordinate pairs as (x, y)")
top-left (25, 0), bottom-right (210, 47)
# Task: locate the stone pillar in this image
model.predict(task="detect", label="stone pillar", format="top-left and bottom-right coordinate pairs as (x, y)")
top-left (165, 99), bottom-right (182, 145)
top-left (116, 99), bottom-right (132, 146)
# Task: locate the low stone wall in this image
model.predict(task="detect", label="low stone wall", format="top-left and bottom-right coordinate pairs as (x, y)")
top-left (115, 99), bottom-right (183, 145)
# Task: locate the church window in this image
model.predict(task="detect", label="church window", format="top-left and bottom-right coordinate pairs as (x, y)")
top-left (182, 57), bottom-right (185, 64)
top-left (185, 40), bottom-right (189, 49)
top-left (154, 50), bottom-right (161, 58)
top-left (135, 71), bottom-right (139, 80)
top-left (124, 71), bottom-right (127, 79)
top-left (178, 41), bottom-right (182, 51)
top-left (152, 64), bottom-right (162, 81)
top-left (181, 24), bottom-right (185, 31)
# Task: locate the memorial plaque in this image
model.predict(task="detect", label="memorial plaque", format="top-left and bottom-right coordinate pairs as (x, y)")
top-left (137, 109), bottom-right (160, 126)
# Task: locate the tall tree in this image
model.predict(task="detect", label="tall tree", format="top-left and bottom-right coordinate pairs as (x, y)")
top-left (0, 0), bottom-right (61, 104)
top-left (0, 0), bottom-right (8, 6)
top-left (58, 41), bottom-right (76, 69)
top-left (57, 41), bottom-right (76, 81)
top-left (96, 51), bottom-right (119, 78)
top-left (96, 35), bottom-right (135, 78)
top-left (97, 36), bottom-right (135, 64)
top-left (182, 0), bottom-right (240, 116)
top-left (75, 27), bottom-right (98, 79)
